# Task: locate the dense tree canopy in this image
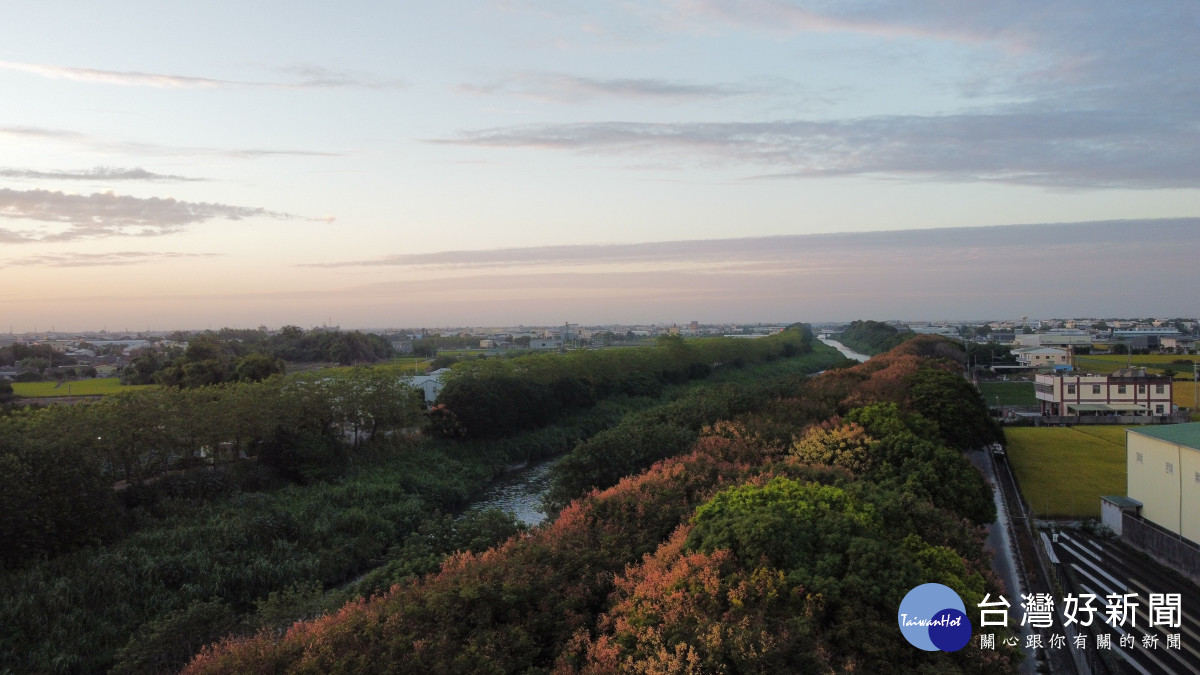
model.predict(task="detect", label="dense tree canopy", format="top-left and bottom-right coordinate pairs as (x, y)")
top-left (835, 320), bottom-right (914, 354)
top-left (183, 332), bottom-right (1015, 674)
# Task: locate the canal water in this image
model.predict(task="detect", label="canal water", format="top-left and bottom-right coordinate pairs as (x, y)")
top-left (461, 455), bottom-right (564, 527)
top-left (818, 336), bottom-right (871, 363)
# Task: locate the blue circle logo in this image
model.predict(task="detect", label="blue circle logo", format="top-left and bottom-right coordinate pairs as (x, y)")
top-left (898, 583), bottom-right (972, 652)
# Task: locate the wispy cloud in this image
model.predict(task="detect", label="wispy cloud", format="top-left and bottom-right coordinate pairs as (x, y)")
top-left (0, 125), bottom-right (339, 160)
top-left (272, 64), bottom-right (405, 90)
top-left (460, 71), bottom-right (756, 103)
top-left (0, 188), bottom-right (304, 242)
top-left (0, 59), bottom-right (403, 90)
top-left (4, 251), bottom-right (222, 268)
top-left (459, 3), bottom-right (1200, 191)
top-left (432, 109), bottom-right (1200, 188)
top-left (306, 219), bottom-right (1200, 271)
top-left (295, 219), bottom-right (1200, 323)
top-left (0, 166), bottom-right (204, 182)
top-left (11, 220), bottom-right (1196, 327)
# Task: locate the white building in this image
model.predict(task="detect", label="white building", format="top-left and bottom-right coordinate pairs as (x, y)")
top-left (408, 368), bottom-right (451, 405)
top-left (1013, 347), bottom-right (1069, 368)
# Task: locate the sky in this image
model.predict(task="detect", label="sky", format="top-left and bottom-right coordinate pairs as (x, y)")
top-left (2, 1), bottom-right (1198, 331)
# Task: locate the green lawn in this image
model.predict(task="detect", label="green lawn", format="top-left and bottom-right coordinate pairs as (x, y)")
top-left (12, 377), bottom-right (156, 398)
top-left (1005, 426), bottom-right (1133, 519)
top-left (977, 381), bottom-right (1037, 406)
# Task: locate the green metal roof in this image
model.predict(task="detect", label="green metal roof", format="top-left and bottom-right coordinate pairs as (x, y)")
top-left (1128, 422), bottom-right (1200, 451)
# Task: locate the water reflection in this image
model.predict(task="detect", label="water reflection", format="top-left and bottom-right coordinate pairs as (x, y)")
top-left (818, 336), bottom-right (870, 363)
top-left (462, 456), bottom-right (563, 527)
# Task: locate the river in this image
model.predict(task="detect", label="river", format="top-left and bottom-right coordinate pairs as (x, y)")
top-left (818, 336), bottom-right (871, 363)
top-left (463, 338), bottom-right (870, 527)
top-left (461, 455), bottom-right (563, 526)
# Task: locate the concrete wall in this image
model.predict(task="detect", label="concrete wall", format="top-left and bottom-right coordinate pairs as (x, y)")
top-left (1101, 500), bottom-right (1125, 536)
top-left (1122, 513), bottom-right (1200, 586)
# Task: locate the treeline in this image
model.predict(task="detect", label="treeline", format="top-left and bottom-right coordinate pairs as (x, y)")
top-left (186, 335), bottom-right (1017, 673)
top-left (121, 327), bottom-right (393, 387)
top-left (430, 327), bottom-right (814, 439)
top-left (0, 368), bottom-right (425, 568)
top-left (835, 319), bottom-right (915, 354)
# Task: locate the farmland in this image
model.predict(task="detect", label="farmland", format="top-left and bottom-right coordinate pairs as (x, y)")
top-left (11, 377), bottom-right (156, 398)
top-left (1005, 425), bottom-right (1132, 519)
top-left (1074, 353), bottom-right (1196, 377)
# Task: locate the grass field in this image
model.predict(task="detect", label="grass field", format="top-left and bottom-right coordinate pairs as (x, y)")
top-left (977, 380), bottom-right (1037, 406)
top-left (12, 377), bottom-right (156, 398)
top-left (1074, 354), bottom-right (1196, 377)
top-left (1005, 426), bottom-right (1133, 519)
top-left (1175, 381), bottom-right (1199, 411)
top-left (386, 356), bottom-right (435, 371)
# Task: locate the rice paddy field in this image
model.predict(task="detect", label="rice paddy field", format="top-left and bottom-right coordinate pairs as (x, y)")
top-left (11, 377), bottom-right (156, 398)
top-left (1074, 353), bottom-right (1195, 377)
top-left (1004, 425), bottom-right (1134, 519)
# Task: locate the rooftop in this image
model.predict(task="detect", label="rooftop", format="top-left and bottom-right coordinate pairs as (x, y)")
top-left (1128, 423), bottom-right (1200, 452)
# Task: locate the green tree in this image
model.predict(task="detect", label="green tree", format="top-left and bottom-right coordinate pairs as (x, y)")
top-left (907, 367), bottom-right (1002, 451)
top-left (234, 352), bottom-right (285, 382)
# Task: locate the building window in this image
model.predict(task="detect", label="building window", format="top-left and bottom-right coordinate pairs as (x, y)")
top-left (1118, 385), bottom-right (1127, 394)
top-left (1156, 384), bottom-right (1165, 394)
top-left (1137, 452), bottom-right (1144, 463)
top-left (1156, 404), bottom-right (1164, 414)
top-left (1139, 385), bottom-right (1146, 393)
top-left (1067, 385), bottom-right (1076, 394)
top-left (1167, 462), bottom-right (1175, 475)
top-left (1092, 385), bottom-right (1101, 394)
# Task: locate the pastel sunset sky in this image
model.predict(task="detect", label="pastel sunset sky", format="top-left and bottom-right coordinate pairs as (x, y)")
top-left (2, 2), bottom-right (1198, 330)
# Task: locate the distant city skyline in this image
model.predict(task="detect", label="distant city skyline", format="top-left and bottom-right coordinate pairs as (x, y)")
top-left (2, 3), bottom-right (1198, 330)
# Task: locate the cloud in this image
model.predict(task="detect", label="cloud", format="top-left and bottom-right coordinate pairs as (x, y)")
top-left (0, 59), bottom-right (403, 90)
top-left (306, 218), bottom-right (1200, 271)
top-left (0, 125), bottom-right (339, 160)
top-left (289, 218), bottom-right (1200, 324)
top-left (13, 220), bottom-right (1196, 328)
top-left (457, 3), bottom-right (1200, 190)
top-left (0, 188), bottom-right (300, 242)
top-left (433, 109), bottom-right (1200, 188)
top-left (460, 71), bottom-right (756, 103)
top-left (272, 64), bottom-right (405, 90)
top-left (0, 166), bottom-right (204, 182)
top-left (4, 251), bottom-right (222, 268)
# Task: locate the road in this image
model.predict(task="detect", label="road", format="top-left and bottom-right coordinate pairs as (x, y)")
top-left (972, 449), bottom-right (1043, 674)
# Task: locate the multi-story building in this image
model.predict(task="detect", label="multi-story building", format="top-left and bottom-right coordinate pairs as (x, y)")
top-left (1034, 367), bottom-right (1174, 416)
top-left (1013, 347), bottom-right (1069, 367)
